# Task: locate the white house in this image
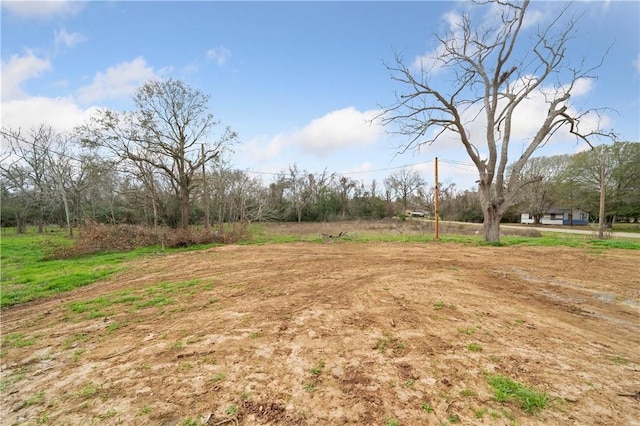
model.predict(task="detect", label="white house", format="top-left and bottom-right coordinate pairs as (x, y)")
top-left (520, 208), bottom-right (590, 226)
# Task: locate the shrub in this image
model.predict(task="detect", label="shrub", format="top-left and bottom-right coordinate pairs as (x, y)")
top-left (47, 221), bottom-right (250, 259)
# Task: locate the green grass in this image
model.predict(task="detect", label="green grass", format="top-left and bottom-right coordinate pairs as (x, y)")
top-left (3, 223), bottom-right (637, 309)
top-left (486, 373), bottom-right (549, 414)
top-left (0, 231), bottom-right (160, 307)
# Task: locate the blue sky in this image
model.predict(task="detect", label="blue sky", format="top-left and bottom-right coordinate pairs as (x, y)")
top-left (2, 1), bottom-right (639, 190)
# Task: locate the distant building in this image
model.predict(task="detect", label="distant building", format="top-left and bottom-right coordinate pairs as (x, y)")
top-left (520, 209), bottom-right (589, 225)
top-left (520, 208), bottom-right (589, 226)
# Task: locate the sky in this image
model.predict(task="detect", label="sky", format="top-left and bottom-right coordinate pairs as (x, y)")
top-left (2, 0), bottom-right (639, 191)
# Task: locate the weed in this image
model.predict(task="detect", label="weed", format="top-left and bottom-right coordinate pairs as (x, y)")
top-left (375, 336), bottom-right (404, 354)
top-left (226, 403), bottom-right (238, 416)
top-left (311, 360), bottom-right (325, 376)
top-left (514, 318), bottom-right (525, 324)
top-left (433, 301), bottom-right (445, 310)
top-left (72, 349), bottom-right (86, 361)
top-left (211, 373), bottom-right (225, 382)
top-left (78, 382), bottom-right (100, 398)
top-left (304, 382), bottom-right (315, 393)
top-left (2, 332), bottom-right (37, 348)
top-left (460, 388), bottom-right (477, 397)
top-left (474, 407), bottom-right (488, 418)
top-left (170, 340), bottom-right (184, 351)
top-left (488, 355), bottom-right (502, 363)
top-left (457, 326), bottom-right (476, 335)
top-left (137, 405), bottom-right (153, 416)
top-left (467, 343), bottom-right (483, 352)
top-left (25, 390), bottom-right (45, 406)
top-left (607, 354), bottom-right (630, 365)
top-left (181, 418), bottom-right (199, 426)
top-left (248, 332), bottom-right (260, 339)
top-left (486, 373), bottom-right (548, 414)
top-left (421, 401), bottom-right (433, 413)
top-left (384, 417), bottom-right (400, 426)
top-left (448, 414), bottom-right (461, 423)
top-left (404, 379), bottom-right (416, 388)
top-left (180, 362), bottom-right (194, 371)
top-left (98, 409), bottom-right (119, 419)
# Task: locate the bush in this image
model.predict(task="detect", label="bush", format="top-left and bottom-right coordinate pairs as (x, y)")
top-left (47, 221), bottom-right (251, 259)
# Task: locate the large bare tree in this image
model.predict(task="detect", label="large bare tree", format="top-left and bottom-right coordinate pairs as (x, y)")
top-left (381, 0), bottom-right (614, 241)
top-left (81, 79), bottom-right (237, 229)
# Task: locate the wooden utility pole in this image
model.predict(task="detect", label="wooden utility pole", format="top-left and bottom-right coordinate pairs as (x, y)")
top-left (598, 150), bottom-right (606, 239)
top-left (434, 157), bottom-right (439, 241)
top-left (202, 144), bottom-right (210, 229)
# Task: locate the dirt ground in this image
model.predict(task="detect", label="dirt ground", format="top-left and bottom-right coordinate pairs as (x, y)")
top-left (1, 238), bottom-right (639, 425)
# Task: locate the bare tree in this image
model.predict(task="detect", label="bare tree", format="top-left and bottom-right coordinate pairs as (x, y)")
top-left (81, 78), bottom-right (237, 229)
top-left (381, 0), bottom-right (614, 241)
top-left (1, 125), bottom-right (55, 233)
top-left (384, 168), bottom-right (427, 213)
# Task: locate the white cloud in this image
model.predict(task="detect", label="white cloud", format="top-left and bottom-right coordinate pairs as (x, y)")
top-left (1, 96), bottom-right (97, 132)
top-left (1, 0), bottom-right (83, 19)
top-left (240, 107), bottom-right (384, 168)
top-left (241, 134), bottom-right (287, 162)
top-left (1, 51), bottom-right (52, 101)
top-left (291, 107), bottom-right (384, 156)
top-left (206, 46), bottom-right (232, 66)
top-left (54, 28), bottom-right (86, 49)
top-left (76, 57), bottom-right (155, 103)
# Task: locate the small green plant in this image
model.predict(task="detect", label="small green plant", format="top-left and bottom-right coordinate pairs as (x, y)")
top-left (72, 349), bottom-right (86, 361)
top-left (404, 379), bottom-right (416, 388)
top-left (25, 390), bottom-right (45, 407)
top-left (304, 382), bottom-right (315, 393)
top-left (212, 373), bottom-right (225, 382)
top-left (311, 360), bottom-right (325, 376)
top-left (448, 414), bottom-right (461, 423)
top-left (170, 340), bottom-right (184, 351)
top-left (467, 343), bottom-right (483, 352)
top-left (457, 326), bottom-right (476, 335)
top-left (2, 332), bottom-right (37, 348)
top-left (486, 373), bottom-right (548, 414)
top-left (181, 418), bottom-right (199, 426)
top-left (488, 354), bottom-right (502, 363)
top-left (384, 417), bottom-right (400, 426)
top-left (607, 354), bottom-right (630, 365)
top-left (137, 405), bottom-right (153, 416)
top-left (460, 388), bottom-right (477, 397)
top-left (433, 301), bottom-right (445, 310)
top-left (421, 402), bottom-right (433, 413)
top-left (474, 407), bottom-right (488, 418)
top-left (248, 332), bottom-right (260, 339)
top-left (78, 382), bottom-right (100, 398)
top-left (226, 403), bottom-right (238, 416)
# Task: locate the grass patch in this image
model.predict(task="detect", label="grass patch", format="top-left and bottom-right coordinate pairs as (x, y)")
top-left (486, 373), bottom-right (549, 414)
top-left (467, 342), bottom-right (483, 352)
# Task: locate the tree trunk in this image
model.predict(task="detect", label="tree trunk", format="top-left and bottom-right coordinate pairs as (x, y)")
top-left (180, 185), bottom-right (190, 229)
top-left (479, 185), bottom-right (502, 242)
top-left (483, 207), bottom-right (502, 242)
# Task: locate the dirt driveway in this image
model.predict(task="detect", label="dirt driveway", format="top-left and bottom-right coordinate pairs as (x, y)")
top-left (1, 242), bottom-right (639, 425)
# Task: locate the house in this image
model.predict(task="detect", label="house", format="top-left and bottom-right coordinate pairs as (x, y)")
top-left (520, 208), bottom-right (590, 226)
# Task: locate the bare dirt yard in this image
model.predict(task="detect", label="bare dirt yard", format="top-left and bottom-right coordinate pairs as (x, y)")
top-left (2, 234), bottom-right (639, 425)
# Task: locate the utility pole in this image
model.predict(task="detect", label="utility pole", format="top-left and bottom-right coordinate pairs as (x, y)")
top-left (434, 157), bottom-right (439, 241)
top-left (202, 144), bottom-right (210, 230)
top-left (598, 149), bottom-right (606, 239)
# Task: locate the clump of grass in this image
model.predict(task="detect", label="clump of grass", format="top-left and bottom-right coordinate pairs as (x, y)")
top-left (311, 360), bottom-right (325, 376)
top-left (421, 401), bottom-right (433, 413)
top-left (467, 342), bottom-right (483, 352)
top-left (457, 326), bottom-right (476, 335)
top-left (486, 374), bottom-right (548, 414)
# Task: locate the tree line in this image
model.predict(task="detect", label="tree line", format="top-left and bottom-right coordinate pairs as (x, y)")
top-left (2, 80), bottom-right (637, 235)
